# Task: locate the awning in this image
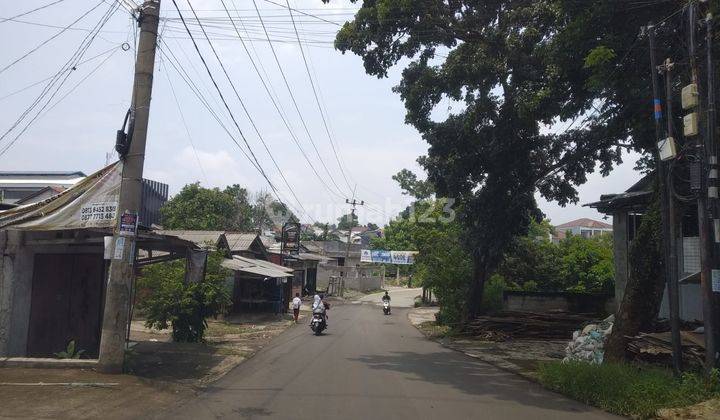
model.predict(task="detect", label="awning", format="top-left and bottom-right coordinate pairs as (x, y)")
top-left (221, 255), bottom-right (293, 278)
top-left (0, 162), bottom-right (121, 230)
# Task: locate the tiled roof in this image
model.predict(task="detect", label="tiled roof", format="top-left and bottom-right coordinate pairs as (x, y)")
top-left (554, 218), bottom-right (612, 229)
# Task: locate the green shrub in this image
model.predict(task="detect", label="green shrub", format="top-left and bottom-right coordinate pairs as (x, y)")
top-left (137, 251), bottom-right (231, 342)
top-left (537, 361), bottom-right (720, 418)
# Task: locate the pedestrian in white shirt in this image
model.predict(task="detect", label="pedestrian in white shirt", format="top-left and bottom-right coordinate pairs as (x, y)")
top-left (292, 293), bottom-right (302, 323)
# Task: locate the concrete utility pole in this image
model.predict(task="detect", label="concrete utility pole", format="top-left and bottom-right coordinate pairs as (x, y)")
top-left (342, 197), bottom-right (363, 297)
top-left (98, 0), bottom-right (161, 374)
top-left (687, 2), bottom-right (718, 371)
top-left (648, 22), bottom-right (683, 374)
top-left (704, 10), bottom-right (720, 370)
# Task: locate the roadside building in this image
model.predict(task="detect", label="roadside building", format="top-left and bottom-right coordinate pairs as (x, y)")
top-left (221, 255), bottom-right (293, 314)
top-left (305, 240), bottom-right (384, 293)
top-left (0, 163), bottom-right (196, 361)
top-left (0, 171), bottom-right (168, 226)
top-left (552, 218), bottom-right (613, 243)
top-left (587, 175), bottom-right (702, 321)
top-left (0, 171), bottom-right (86, 205)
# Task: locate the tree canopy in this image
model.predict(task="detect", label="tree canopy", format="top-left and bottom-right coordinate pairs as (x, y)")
top-left (329, 0), bottom-right (690, 317)
top-left (160, 183), bottom-right (296, 231)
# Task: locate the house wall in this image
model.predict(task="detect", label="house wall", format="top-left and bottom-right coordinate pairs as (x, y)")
top-left (659, 236), bottom-right (703, 321)
top-left (0, 230), bottom-right (104, 357)
top-left (318, 265), bottom-right (383, 292)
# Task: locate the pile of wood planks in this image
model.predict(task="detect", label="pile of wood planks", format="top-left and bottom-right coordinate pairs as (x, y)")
top-left (464, 310), bottom-right (596, 340)
top-left (626, 331), bottom-right (705, 367)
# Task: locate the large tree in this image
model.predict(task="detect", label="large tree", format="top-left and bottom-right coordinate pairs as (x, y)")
top-left (330, 0), bottom-right (686, 319)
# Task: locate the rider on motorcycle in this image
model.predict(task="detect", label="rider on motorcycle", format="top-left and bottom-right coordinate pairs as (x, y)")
top-left (382, 291), bottom-right (391, 302)
top-left (312, 293), bottom-right (329, 325)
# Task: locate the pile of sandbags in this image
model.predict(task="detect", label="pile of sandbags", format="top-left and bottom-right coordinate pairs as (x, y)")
top-left (563, 315), bottom-right (614, 364)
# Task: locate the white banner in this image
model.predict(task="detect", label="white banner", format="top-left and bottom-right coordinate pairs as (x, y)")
top-left (0, 162), bottom-right (121, 230)
top-left (361, 249), bottom-right (417, 265)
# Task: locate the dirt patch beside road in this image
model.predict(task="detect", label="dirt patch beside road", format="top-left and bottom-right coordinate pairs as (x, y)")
top-left (0, 311), bottom-right (304, 419)
top-left (0, 367), bottom-right (188, 419)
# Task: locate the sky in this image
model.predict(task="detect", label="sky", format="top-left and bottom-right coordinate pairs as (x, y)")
top-left (0, 0), bottom-right (644, 227)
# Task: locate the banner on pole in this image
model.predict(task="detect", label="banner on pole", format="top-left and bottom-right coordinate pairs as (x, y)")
top-left (361, 249), bottom-right (417, 264)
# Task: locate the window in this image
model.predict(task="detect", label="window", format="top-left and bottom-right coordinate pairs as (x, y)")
top-left (581, 229), bottom-right (592, 238)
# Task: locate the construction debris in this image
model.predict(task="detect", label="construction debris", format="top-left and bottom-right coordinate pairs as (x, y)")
top-left (627, 331), bottom-right (705, 367)
top-left (464, 310), bottom-right (597, 340)
top-left (563, 315), bottom-right (614, 364)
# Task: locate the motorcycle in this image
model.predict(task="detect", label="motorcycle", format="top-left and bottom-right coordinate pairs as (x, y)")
top-left (310, 308), bottom-right (327, 335)
top-left (382, 300), bottom-right (391, 315)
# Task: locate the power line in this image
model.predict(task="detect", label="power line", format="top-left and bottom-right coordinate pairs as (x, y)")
top-left (0, 45), bottom-right (120, 101)
top-left (285, 0), bottom-right (354, 195)
top-left (161, 60), bottom-right (209, 185)
top-left (0, 1), bottom-right (121, 157)
top-left (169, 0), bottom-right (314, 223)
top-left (250, 0), bottom-right (348, 199)
top-left (158, 41), bottom-right (312, 223)
top-left (0, 0), bottom-right (106, 75)
top-left (170, 0), bottom-right (274, 186)
top-left (183, 0), bottom-right (313, 222)
top-left (217, 0), bottom-right (348, 204)
top-left (0, 0), bottom-right (70, 23)
top-left (37, 45), bottom-right (121, 120)
top-left (262, 0), bottom-right (342, 27)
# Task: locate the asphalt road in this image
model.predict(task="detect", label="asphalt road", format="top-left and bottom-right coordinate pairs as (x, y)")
top-left (164, 302), bottom-right (615, 420)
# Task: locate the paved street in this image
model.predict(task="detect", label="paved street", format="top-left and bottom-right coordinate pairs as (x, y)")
top-left (164, 298), bottom-right (614, 420)
top-left (359, 287), bottom-right (423, 308)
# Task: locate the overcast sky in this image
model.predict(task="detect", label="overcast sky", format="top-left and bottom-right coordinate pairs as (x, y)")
top-left (0, 0), bottom-right (643, 227)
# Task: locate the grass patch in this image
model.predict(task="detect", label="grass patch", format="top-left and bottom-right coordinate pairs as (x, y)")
top-left (537, 361), bottom-right (720, 418)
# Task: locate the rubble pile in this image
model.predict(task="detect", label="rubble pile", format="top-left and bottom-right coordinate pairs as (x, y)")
top-left (563, 315), bottom-right (614, 364)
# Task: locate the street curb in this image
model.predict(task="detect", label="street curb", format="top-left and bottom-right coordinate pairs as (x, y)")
top-left (0, 357), bottom-right (98, 369)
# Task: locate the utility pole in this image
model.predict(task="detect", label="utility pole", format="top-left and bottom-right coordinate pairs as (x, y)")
top-left (686, 1), bottom-right (718, 372)
top-left (705, 10), bottom-right (720, 369)
top-left (342, 197), bottom-right (363, 297)
top-left (98, 0), bottom-right (161, 374)
top-left (649, 22), bottom-right (683, 374)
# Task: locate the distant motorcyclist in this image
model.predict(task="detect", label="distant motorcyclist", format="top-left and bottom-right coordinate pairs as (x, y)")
top-left (382, 291), bottom-right (391, 315)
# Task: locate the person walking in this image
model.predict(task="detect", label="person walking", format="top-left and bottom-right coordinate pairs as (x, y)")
top-left (292, 293), bottom-right (302, 323)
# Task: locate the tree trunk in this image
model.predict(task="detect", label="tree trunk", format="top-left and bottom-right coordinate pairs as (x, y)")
top-left (466, 252), bottom-right (488, 320)
top-left (605, 199), bottom-right (666, 361)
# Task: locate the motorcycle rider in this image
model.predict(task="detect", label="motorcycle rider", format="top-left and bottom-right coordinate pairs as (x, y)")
top-left (382, 291), bottom-right (391, 314)
top-left (312, 293), bottom-right (329, 326)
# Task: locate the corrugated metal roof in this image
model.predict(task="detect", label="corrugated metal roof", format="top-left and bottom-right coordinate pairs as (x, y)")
top-left (221, 255), bottom-right (292, 278)
top-left (225, 232), bottom-right (258, 251)
top-left (156, 230), bottom-right (225, 247)
top-left (259, 235), bottom-right (277, 248)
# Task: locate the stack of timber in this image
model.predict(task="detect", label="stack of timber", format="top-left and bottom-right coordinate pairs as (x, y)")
top-left (627, 331), bottom-right (705, 367)
top-left (464, 310), bottom-right (597, 340)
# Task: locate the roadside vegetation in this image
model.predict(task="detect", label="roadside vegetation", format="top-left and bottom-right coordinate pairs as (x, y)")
top-left (538, 361), bottom-right (720, 419)
top-left (374, 211), bottom-right (613, 324)
top-left (137, 250), bottom-right (231, 342)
